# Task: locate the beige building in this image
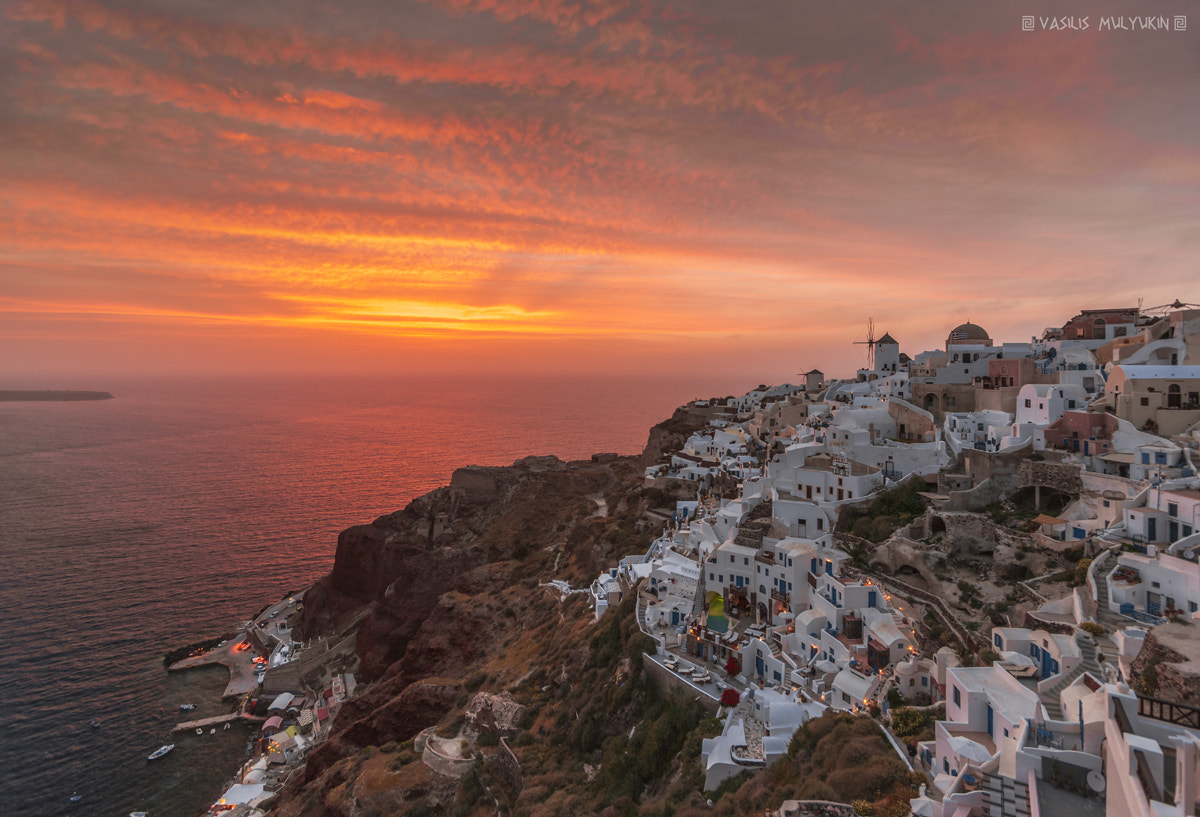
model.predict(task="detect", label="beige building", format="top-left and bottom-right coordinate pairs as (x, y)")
top-left (1106, 364), bottom-right (1200, 435)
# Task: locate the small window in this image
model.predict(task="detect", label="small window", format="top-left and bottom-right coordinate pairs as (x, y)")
top-left (744, 556), bottom-right (750, 565)
top-left (1152, 581), bottom-right (1160, 589)
top-left (1103, 500), bottom-right (1111, 508)
top-left (1024, 399), bottom-right (1032, 408)
top-left (953, 686), bottom-right (961, 707)
top-left (1169, 503), bottom-right (1179, 518)
top-left (1141, 397), bottom-right (1150, 406)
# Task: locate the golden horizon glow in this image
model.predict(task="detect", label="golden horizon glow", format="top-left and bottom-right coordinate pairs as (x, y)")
top-left (2, 0), bottom-right (1198, 379)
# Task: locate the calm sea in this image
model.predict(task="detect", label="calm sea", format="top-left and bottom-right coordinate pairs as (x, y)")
top-left (0, 374), bottom-right (739, 817)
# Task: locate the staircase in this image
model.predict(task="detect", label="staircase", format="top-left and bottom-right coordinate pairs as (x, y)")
top-left (1040, 632), bottom-right (1103, 720)
top-left (691, 568), bottom-right (708, 618)
top-left (1089, 549), bottom-right (1129, 629)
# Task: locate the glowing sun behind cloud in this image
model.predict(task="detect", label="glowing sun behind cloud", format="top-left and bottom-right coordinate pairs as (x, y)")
top-left (2, 0), bottom-right (1197, 379)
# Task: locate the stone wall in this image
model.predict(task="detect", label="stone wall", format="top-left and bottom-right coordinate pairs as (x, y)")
top-left (1131, 626), bottom-right (1200, 705)
top-left (419, 728), bottom-right (478, 779)
top-left (963, 446), bottom-right (1030, 483)
top-left (298, 633), bottom-right (358, 679)
top-left (262, 660), bottom-right (303, 695)
top-left (1019, 460), bottom-right (1083, 496)
top-left (486, 737), bottom-right (524, 797)
top-left (944, 475), bottom-right (1023, 512)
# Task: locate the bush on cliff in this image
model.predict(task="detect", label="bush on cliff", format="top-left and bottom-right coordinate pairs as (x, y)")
top-left (836, 479), bottom-right (926, 543)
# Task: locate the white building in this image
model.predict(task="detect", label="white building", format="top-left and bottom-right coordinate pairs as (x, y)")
top-left (1015, 383), bottom-right (1089, 426)
top-left (1104, 686), bottom-right (1200, 817)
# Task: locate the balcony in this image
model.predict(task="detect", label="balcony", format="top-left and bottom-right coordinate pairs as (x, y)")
top-left (754, 551), bottom-right (776, 566)
top-left (1138, 695), bottom-right (1200, 729)
top-left (770, 588), bottom-right (791, 606)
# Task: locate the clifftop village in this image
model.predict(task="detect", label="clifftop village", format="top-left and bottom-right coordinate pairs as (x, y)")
top-left (170, 303), bottom-right (1200, 817)
top-left (592, 303), bottom-right (1200, 817)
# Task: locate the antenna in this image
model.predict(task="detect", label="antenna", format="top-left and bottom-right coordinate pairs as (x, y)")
top-left (1143, 299), bottom-right (1200, 314)
top-left (853, 318), bottom-right (877, 370)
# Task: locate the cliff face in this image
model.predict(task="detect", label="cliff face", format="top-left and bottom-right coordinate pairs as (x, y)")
top-left (1130, 624), bottom-right (1200, 704)
top-left (299, 458), bottom-right (611, 679)
top-left (269, 409), bottom-right (726, 816)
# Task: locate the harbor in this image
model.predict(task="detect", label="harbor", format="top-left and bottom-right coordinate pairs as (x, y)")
top-left (164, 588), bottom-right (359, 815)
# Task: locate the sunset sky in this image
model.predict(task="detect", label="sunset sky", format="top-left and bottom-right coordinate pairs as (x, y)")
top-left (2, 0), bottom-right (1198, 380)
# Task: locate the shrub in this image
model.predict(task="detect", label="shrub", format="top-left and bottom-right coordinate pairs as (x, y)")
top-left (1080, 622), bottom-right (1106, 637)
top-left (720, 689), bottom-right (741, 708)
top-left (1074, 558), bottom-right (1093, 586)
top-left (1136, 662), bottom-right (1160, 696)
top-left (890, 708), bottom-right (934, 738)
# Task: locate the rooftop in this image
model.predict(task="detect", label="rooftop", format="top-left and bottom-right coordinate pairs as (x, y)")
top-left (1114, 364), bottom-right (1200, 379)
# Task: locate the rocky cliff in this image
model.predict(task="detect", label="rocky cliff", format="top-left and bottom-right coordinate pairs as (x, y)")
top-left (268, 406), bottom-right (921, 817)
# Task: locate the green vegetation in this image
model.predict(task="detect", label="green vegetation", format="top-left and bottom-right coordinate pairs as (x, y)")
top-left (889, 706), bottom-right (940, 741)
top-left (1135, 661), bottom-right (1160, 696)
top-left (837, 479), bottom-right (927, 544)
top-left (692, 712), bottom-right (919, 817)
top-left (1074, 558), bottom-right (1093, 586)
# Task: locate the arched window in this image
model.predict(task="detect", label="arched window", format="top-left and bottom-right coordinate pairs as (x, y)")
top-left (1169, 384), bottom-right (1182, 409)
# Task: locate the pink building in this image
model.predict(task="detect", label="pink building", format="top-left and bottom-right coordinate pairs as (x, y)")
top-left (1040, 410), bottom-right (1118, 455)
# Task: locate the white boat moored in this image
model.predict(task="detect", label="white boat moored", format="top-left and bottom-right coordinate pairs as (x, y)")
top-left (147, 744), bottom-right (174, 761)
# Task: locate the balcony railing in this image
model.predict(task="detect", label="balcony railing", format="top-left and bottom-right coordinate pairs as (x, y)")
top-left (1139, 695), bottom-right (1200, 729)
top-left (770, 588), bottom-right (791, 606)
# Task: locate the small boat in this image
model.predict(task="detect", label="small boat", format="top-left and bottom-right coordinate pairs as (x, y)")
top-left (223, 722), bottom-right (230, 730)
top-left (195, 728), bottom-right (203, 735)
top-left (89, 718), bottom-right (100, 728)
top-left (130, 812), bottom-right (148, 817)
top-left (147, 744), bottom-right (174, 761)
top-left (179, 703), bottom-right (196, 711)
top-left (210, 728), bottom-right (216, 734)
top-left (70, 794), bottom-right (82, 802)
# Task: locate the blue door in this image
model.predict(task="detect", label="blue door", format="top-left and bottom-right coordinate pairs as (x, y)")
top-left (671, 610), bottom-right (680, 626)
top-left (868, 590), bottom-right (877, 608)
top-left (1149, 517), bottom-right (1157, 541)
top-left (756, 654), bottom-right (764, 679)
top-left (1041, 651), bottom-right (1058, 678)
